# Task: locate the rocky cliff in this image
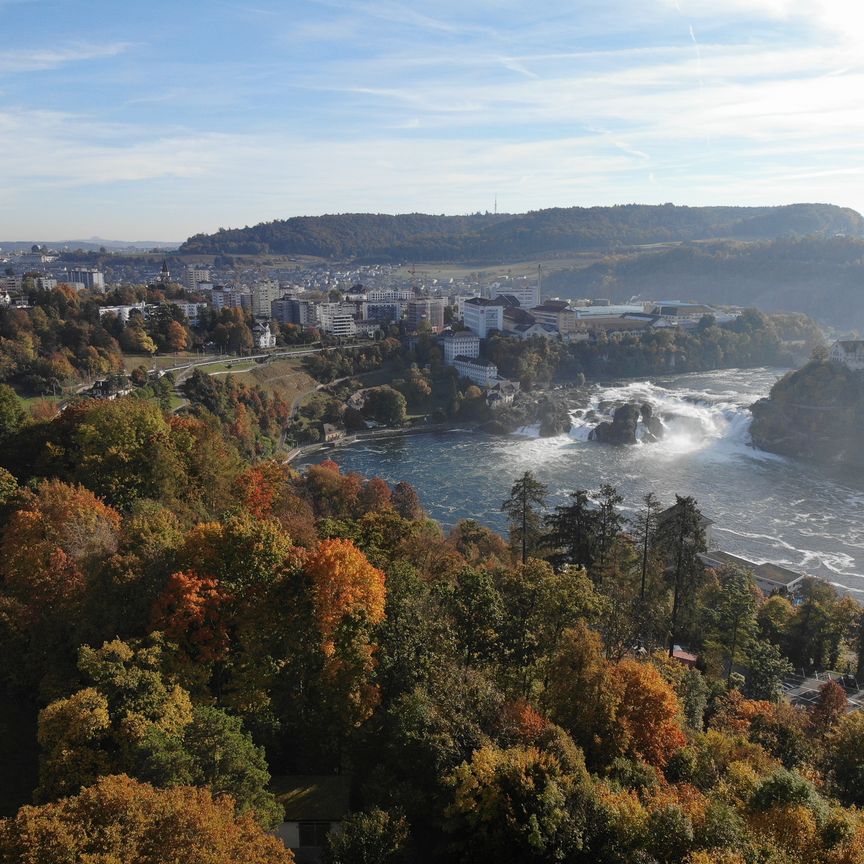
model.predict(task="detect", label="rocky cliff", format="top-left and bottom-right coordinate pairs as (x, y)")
top-left (749, 361), bottom-right (864, 466)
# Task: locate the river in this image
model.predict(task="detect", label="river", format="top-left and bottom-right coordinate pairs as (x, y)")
top-left (298, 368), bottom-right (864, 596)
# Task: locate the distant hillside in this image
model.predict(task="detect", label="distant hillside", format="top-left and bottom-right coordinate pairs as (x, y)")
top-left (179, 203), bottom-right (863, 260)
top-left (542, 236), bottom-right (864, 331)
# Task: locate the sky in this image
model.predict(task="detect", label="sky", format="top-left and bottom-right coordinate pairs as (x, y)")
top-left (1, 0), bottom-right (863, 240)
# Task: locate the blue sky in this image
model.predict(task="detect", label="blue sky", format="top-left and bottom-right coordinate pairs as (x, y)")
top-left (1, 0), bottom-right (863, 240)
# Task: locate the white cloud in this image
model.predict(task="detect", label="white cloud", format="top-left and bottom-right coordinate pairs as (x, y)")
top-left (0, 42), bottom-right (131, 73)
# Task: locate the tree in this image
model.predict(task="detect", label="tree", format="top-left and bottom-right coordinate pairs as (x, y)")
top-left (545, 489), bottom-right (596, 571)
top-left (306, 538), bottom-right (387, 651)
top-left (745, 640), bottom-right (793, 702)
top-left (364, 386), bottom-right (407, 427)
top-left (0, 774), bottom-right (293, 863)
top-left (445, 742), bottom-right (590, 863)
top-left (502, 471), bottom-right (548, 564)
top-left (825, 711), bottom-right (864, 805)
top-left (593, 484), bottom-right (624, 572)
top-left (611, 659), bottom-right (686, 768)
top-left (448, 566), bottom-right (503, 670)
top-left (36, 638), bottom-right (281, 826)
top-left (391, 481), bottom-right (423, 520)
top-left (324, 808), bottom-right (409, 864)
top-left (166, 320), bottom-right (189, 352)
top-left (704, 567), bottom-right (758, 679)
top-left (631, 492), bottom-right (661, 601)
top-left (656, 496), bottom-right (706, 656)
top-left (0, 383), bottom-right (25, 442)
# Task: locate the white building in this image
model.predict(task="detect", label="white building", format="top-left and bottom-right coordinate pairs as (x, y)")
top-left (442, 331), bottom-right (480, 365)
top-left (35, 276), bottom-right (57, 291)
top-left (170, 301), bottom-right (209, 326)
top-left (504, 282), bottom-right (541, 307)
top-left (463, 297), bottom-right (504, 338)
top-left (830, 340), bottom-right (864, 371)
top-left (453, 356), bottom-right (499, 386)
top-left (98, 302), bottom-right (149, 323)
top-left (66, 268), bottom-right (106, 292)
top-left (317, 302), bottom-right (357, 337)
top-left (252, 321), bottom-right (277, 349)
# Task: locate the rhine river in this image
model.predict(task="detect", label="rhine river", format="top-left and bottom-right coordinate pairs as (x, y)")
top-left (299, 368), bottom-right (864, 596)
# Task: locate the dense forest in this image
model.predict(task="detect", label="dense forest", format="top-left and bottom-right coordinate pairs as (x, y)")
top-left (179, 204), bottom-right (863, 260)
top-left (542, 236), bottom-right (864, 332)
top-left (4, 383), bottom-right (864, 862)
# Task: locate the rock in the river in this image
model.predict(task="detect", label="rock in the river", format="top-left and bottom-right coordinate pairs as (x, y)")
top-left (590, 403), bottom-right (641, 445)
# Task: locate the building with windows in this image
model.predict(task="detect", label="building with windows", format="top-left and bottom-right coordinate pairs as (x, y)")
top-left (830, 340), bottom-right (864, 371)
top-left (406, 298), bottom-right (445, 333)
top-left (66, 267), bottom-right (106, 292)
top-left (184, 265), bottom-right (211, 292)
top-left (453, 355), bottom-right (498, 386)
top-left (442, 331), bottom-right (480, 365)
top-left (317, 302), bottom-right (357, 337)
top-left (252, 280), bottom-right (282, 317)
top-left (252, 321), bottom-right (276, 349)
top-left (463, 297), bottom-right (504, 338)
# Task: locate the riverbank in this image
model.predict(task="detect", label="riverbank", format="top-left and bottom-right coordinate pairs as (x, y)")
top-left (285, 420), bottom-right (481, 464)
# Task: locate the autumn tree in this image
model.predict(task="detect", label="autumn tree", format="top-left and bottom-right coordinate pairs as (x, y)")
top-left (445, 739), bottom-right (591, 863)
top-left (703, 567), bottom-right (758, 679)
top-left (0, 774), bottom-right (293, 863)
top-left (611, 659), bottom-right (687, 768)
top-left (36, 638), bottom-right (281, 826)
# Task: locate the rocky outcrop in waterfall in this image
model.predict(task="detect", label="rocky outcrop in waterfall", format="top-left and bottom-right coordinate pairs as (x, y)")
top-left (749, 360), bottom-right (864, 466)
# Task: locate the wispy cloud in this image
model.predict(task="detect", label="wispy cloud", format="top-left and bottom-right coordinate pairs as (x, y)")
top-left (0, 42), bottom-right (131, 74)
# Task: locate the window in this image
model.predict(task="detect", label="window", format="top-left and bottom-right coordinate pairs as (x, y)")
top-left (298, 821), bottom-right (332, 847)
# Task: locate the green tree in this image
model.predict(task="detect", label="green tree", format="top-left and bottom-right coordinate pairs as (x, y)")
top-left (704, 567), bottom-right (758, 679)
top-left (0, 383), bottom-right (25, 443)
top-left (545, 489), bottom-right (596, 571)
top-left (502, 471), bottom-right (548, 564)
top-left (745, 639), bottom-right (793, 702)
top-left (656, 496), bottom-right (706, 656)
top-left (324, 808), bottom-right (409, 864)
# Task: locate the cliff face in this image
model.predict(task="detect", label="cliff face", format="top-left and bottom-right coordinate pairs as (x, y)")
top-left (750, 361), bottom-right (864, 466)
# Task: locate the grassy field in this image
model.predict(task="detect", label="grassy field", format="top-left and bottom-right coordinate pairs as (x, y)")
top-left (122, 352), bottom-right (221, 372)
top-left (229, 357), bottom-right (319, 406)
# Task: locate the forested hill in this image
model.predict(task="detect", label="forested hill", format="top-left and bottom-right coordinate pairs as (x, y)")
top-left (542, 235), bottom-right (864, 331)
top-left (179, 203), bottom-right (863, 260)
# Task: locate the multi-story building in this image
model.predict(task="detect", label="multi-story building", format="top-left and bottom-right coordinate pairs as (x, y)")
top-left (463, 297), bottom-right (504, 338)
top-left (529, 301), bottom-right (581, 334)
top-left (364, 301), bottom-right (401, 324)
top-left (211, 287), bottom-right (251, 311)
top-left (406, 298), bottom-right (445, 333)
top-left (66, 267), bottom-right (106, 292)
top-left (271, 297), bottom-right (319, 327)
top-left (170, 301), bottom-right (209, 326)
top-left (503, 282), bottom-right (540, 307)
top-left (453, 356), bottom-right (499, 386)
top-left (184, 265), bottom-right (211, 292)
top-left (251, 280), bottom-right (282, 317)
top-left (317, 302), bottom-right (357, 337)
top-left (34, 276), bottom-right (57, 291)
top-left (442, 331), bottom-right (480, 365)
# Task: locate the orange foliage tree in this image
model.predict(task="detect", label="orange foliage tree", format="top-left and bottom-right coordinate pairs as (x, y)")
top-left (306, 538), bottom-right (387, 651)
top-left (1, 479), bottom-right (121, 617)
top-left (151, 570), bottom-right (231, 664)
top-left (612, 659), bottom-right (687, 768)
top-left (0, 774), bottom-right (294, 863)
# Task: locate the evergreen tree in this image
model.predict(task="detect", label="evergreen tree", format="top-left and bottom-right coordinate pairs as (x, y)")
top-left (502, 471), bottom-right (548, 564)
